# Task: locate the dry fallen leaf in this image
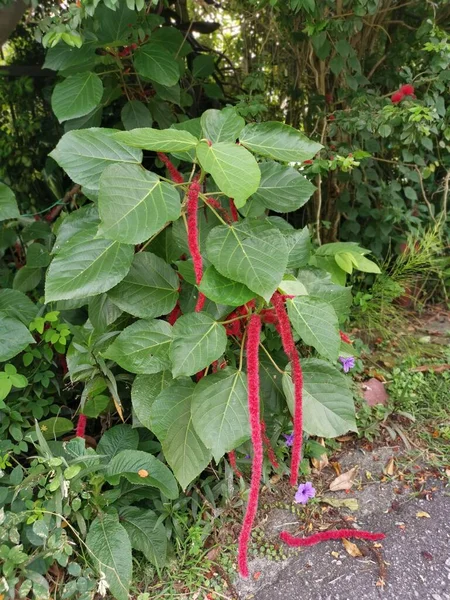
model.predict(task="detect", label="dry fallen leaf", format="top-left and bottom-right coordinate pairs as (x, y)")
top-left (320, 496), bottom-right (359, 511)
top-left (416, 511), bottom-right (431, 518)
top-left (445, 468), bottom-right (450, 478)
top-left (342, 538), bottom-right (362, 557)
top-left (331, 551), bottom-right (340, 558)
top-left (311, 438), bottom-right (329, 471)
top-left (383, 457), bottom-right (396, 476)
top-left (329, 466), bottom-right (358, 491)
top-left (330, 461), bottom-right (342, 476)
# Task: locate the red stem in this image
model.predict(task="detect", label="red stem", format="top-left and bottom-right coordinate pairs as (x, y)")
top-left (280, 529), bottom-right (385, 547)
top-left (238, 314), bottom-right (263, 578)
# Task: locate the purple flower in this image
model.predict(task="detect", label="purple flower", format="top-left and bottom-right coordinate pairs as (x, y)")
top-left (339, 356), bottom-right (355, 373)
top-left (283, 433), bottom-right (294, 447)
top-left (294, 482), bottom-right (316, 505)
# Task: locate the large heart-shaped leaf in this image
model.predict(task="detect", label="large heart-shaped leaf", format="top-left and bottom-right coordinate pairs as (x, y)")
top-left (114, 128), bottom-right (198, 152)
top-left (240, 121), bottom-right (323, 162)
top-left (108, 253), bottom-right (179, 318)
top-left (119, 507), bottom-right (167, 568)
top-left (106, 449), bottom-right (178, 499)
top-left (96, 424), bottom-right (139, 460)
top-left (200, 108), bottom-right (245, 143)
top-left (104, 319), bottom-right (172, 374)
top-left (131, 371), bottom-right (173, 429)
top-left (0, 183), bottom-right (20, 221)
top-left (199, 266), bottom-right (256, 307)
top-left (121, 101), bottom-right (153, 130)
top-left (0, 313), bottom-right (35, 362)
top-left (287, 296), bottom-right (340, 361)
top-left (196, 141), bottom-right (260, 208)
top-left (51, 72), bottom-right (103, 122)
top-left (49, 129), bottom-right (142, 191)
top-left (43, 42), bottom-right (98, 73)
top-left (0, 289), bottom-right (37, 325)
top-left (170, 313), bottom-right (227, 377)
top-left (250, 161), bottom-right (316, 212)
top-left (134, 43), bottom-right (180, 86)
top-left (53, 205), bottom-right (99, 253)
top-left (150, 380), bottom-right (211, 489)
top-left (86, 514), bottom-right (131, 600)
top-left (299, 268), bottom-right (353, 321)
top-left (192, 368), bottom-right (250, 461)
top-left (282, 358), bottom-right (356, 438)
top-left (284, 227), bottom-right (312, 268)
top-left (206, 219), bottom-right (288, 301)
top-left (98, 163), bottom-right (181, 244)
top-left (88, 294), bottom-right (122, 332)
top-left (45, 228), bottom-right (134, 302)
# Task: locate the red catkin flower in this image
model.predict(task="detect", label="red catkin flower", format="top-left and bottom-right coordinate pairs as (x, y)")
top-left (186, 179), bottom-right (205, 312)
top-left (261, 420), bottom-right (279, 469)
top-left (339, 330), bottom-right (353, 344)
top-left (75, 414), bottom-right (87, 438)
top-left (229, 198), bottom-right (239, 222)
top-left (271, 292), bottom-right (303, 486)
top-left (195, 292), bottom-right (206, 313)
top-left (280, 529), bottom-right (385, 547)
top-left (157, 152), bottom-right (184, 184)
top-left (238, 314), bottom-right (263, 578)
top-left (167, 302), bottom-right (182, 325)
top-left (205, 197), bottom-right (232, 223)
top-left (400, 84), bottom-right (414, 96)
top-left (228, 450), bottom-right (243, 479)
top-left (391, 91), bottom-right (404, 104)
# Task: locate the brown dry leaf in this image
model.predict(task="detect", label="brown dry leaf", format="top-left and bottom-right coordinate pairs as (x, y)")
top-left (329, 466), bottom-right (358, 491)
top-left (269, 473), bottom-right (281, 485)
top-left (383, 457), bottom-right (396, 476)
top-left (336, 435), bottom-right (354, 442)
top-left (206, 547), bottom-right (220, 561)
top-left (320, 496), bottom-right (359, 511)
top-left (311, 438), bottom-right (329, 471)
top-left (331, 551), bottom-right (340, 558)
top-left (342, 538), bottom-right (362, 557)
top-left (416, 511), bottom-right (431, 518)
top-left (330, 461), bottom-right (342, 476)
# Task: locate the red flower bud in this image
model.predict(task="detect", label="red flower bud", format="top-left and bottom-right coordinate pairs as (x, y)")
top-left (391, 91), bottom-right (404, 104)
top-left (400, 84), bottom-right (414, 96)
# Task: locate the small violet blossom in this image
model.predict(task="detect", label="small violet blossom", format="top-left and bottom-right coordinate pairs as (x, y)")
top-left (294, 482), bottom-right (316, 505)
top-left (339, 356), bottom-right (355, 373)
top-left (283, 433), bottom-right (294, 447)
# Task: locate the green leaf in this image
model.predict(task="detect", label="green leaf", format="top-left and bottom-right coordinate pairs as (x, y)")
top-left (330, 54), bottom-right (345, 76)
top-left (251, 161), bottom-right (315, 212)
top-left (282, 358), bottom-right (356, 437)
top-left (108, 253), bottom-right (179, 319)
top-left (170, 313), bottom-right (227, 377)
top-left (192, 54), bottom-right (215, 78)
top-left (45, 228), bottom-right (134, 302)
top-left (350, 253), bottom-right (381, 274)
top-left (0, 313), bottom-right (35, 362)
top-left (49, 129), bottom-right (142, 191)
top-left (97, 424), bottom-right (139, 460)
top-left (240, 121), bottom-right (322, 163)
top-left (284, 226), bottom-right (312, 268)
top-left (131, 371), bottom-right (173, 429)
top-left (206, 220), bottom-right (289, 301)
top-left (38, 417), bottom-right (74, 440)
top-left (196, 141), bottom-right (260, 208)
top-left (134, 43), bottom-right (180, 86)
top-left (13, 267), bottom-right (42, 293)
top-left (0, 289), bottom-right (38, 324)
top-left (150, 380), bottom-right (211, 489)
top-left (199, 266), bottom-right (256, 307)
top-left (192, 368), bottom-right (250, 461)
top-left (43, 42), bottom-right (97, 73)
top-left (335, 252), bottom-right (355, 274)
top-left (51, 72), bottom-right (103, 122)
top-left (94, 2), bottom-right (138, 44)
top-left (83, 395), bottom-right (110, 418)
top-left (153, 82), bottom-right (181, 105)
top-left (119, 507), bottom-right (167, 568)
top-left (121, 100), bottom-right (153, 130)
top-left (53, 205), bottom-right (99, 252)
top-left (287, 296), bottom-right (340, 361)
top-left (0, 182), bottom-right (20, 221)
top-left (106, 449), bottom-right (178, 499)
top-left (88, 294), bottom-right (122, 332)
top-left (378, 123), bottom-right (392, 138)
top-left (104, 319), bottom-right (172, 375)
top-left (26, 243), bottom-right (50, 268)
top-left (114, 128), bottom-right (198, 152)
top-left (98, 163), bottom-right (181, 244)
top-left (0, 378), bottom-right (12, 402)
top-left (86, 514), bottom-right (132, 600)
top-left (299, 269), bottom-right (352, 321)
top-left (200, 108), bottom-right (245, 143)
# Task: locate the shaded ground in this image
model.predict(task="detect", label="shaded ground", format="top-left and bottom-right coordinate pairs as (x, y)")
top-left (235, 447), bottom-right (450, 600)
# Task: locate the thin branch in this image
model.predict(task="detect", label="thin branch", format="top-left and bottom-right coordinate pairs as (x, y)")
top-left (415, 166), bottom-right (436, 223)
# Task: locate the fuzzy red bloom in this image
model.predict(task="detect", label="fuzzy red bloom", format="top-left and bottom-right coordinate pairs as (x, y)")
top-left (186, 180), bottom-right (204, 312)
top-left (280, 529), bottom-right (385, 547)
top-left (400, 84), bottom-right (414, 96)
top-left (75, 414), bottom-right (87, 438)
top-left (195, 292), bottom-right (206, 313)
top-left (391, 91), bottom-right (404, 104)
top-left (157, 152), bottom-right (184, 184)
top-left (229, 198), bottom-right (239, 222)
top-left (205, 197), bottom-right (232, 223)
top-left (271, 292), bottom-right (303, 485)
top-left (261, 420), bottom-right (279, 469)
top-left (167, 302), bottom-right (182, 325)
top-left (303, 159), bottom-right (313, 165)
top-left (228, 450), bottom-right (243, 479)
top-left (339, 330), bottom-right (353, 344)
top-left (238, 314), bottom-right (263, 578)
